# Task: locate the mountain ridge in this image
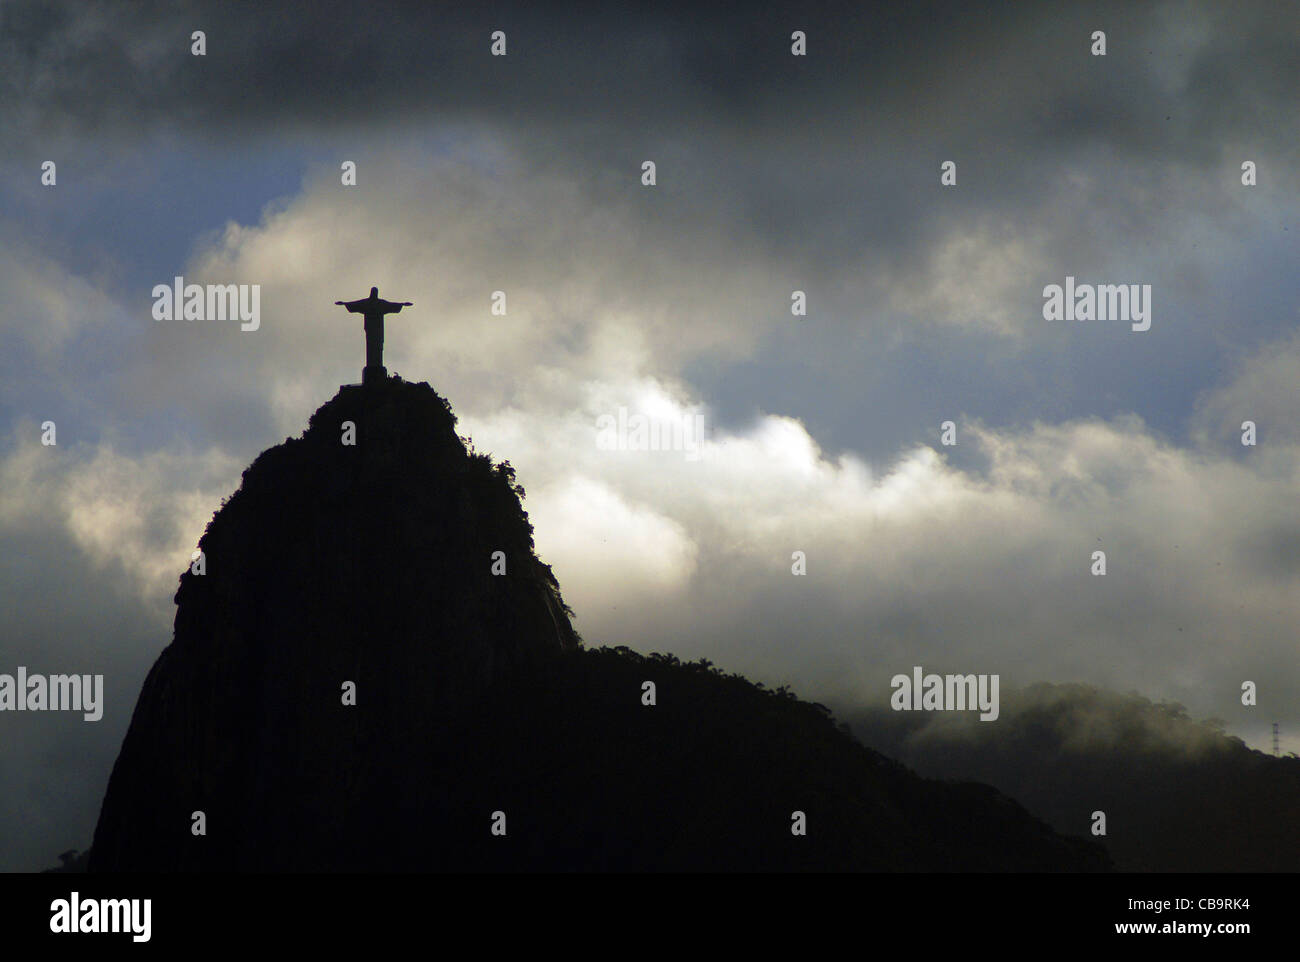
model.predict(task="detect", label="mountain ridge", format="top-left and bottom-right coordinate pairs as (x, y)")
top-left (89, 378), bottom-right (1108, 871)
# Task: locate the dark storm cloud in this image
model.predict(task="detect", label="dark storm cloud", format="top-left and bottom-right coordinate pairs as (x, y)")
top-left (5, 1), bottom-right (1295, 155)
top-left (5, 0), bottom-right (1294, 307)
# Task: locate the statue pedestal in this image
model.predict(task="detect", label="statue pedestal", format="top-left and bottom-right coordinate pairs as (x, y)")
top-left (362, 365), bottom-right (388, 387)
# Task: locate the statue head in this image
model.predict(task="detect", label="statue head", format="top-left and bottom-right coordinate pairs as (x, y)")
top-left (370, 287), bottom-right (379, 298)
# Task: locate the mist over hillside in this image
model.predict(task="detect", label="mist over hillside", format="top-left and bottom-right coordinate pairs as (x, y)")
top-left (848, 683), bottom-right (1299, 871)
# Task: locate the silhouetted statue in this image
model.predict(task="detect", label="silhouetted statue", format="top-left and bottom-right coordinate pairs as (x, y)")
top-left (335, 287), bottom-right (414, 385)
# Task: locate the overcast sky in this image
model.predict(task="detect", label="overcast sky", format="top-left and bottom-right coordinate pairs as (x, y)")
top-left (1, 0), bottom-right (1297, 870)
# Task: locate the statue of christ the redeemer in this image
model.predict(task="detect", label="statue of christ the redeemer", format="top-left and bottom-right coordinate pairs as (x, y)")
top-left (335, 287), bottom-right (413, 385)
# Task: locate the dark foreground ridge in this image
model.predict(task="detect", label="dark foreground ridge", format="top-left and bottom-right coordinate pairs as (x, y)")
top-left (90, 378), bottom-right (1107, 871)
